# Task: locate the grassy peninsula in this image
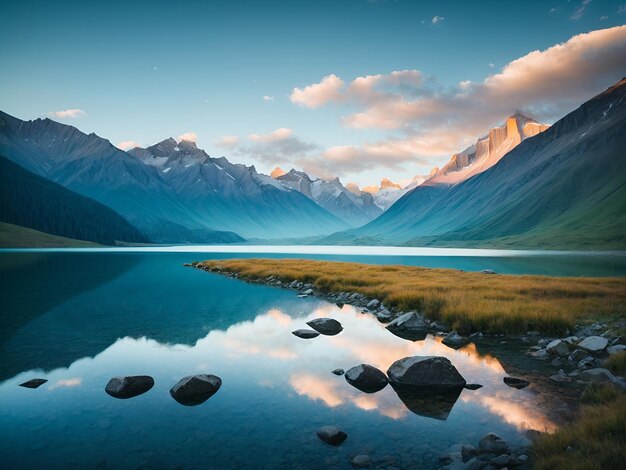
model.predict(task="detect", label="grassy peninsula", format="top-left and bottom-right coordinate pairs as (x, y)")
top-left (198, 259), bottom-right (626, 335)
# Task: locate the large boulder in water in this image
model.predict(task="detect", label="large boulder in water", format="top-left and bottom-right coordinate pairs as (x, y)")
top-left (170, 374), bottom-right (222, 406)
top-left (344, 364), bottom-right (388, 393)
top-left (19, 378), bottom-right (47, 389)
top-left (441, 331), bottom-right (468, 349)
top-left (385, 312), bottom-right (428, 341)
top-left (306, 318), bottom-right (343, 336)
top-left (292, 329), bottom-right (320, 339)
top-left (105, 375), bottom-right (154, 399)
top-left (387, 356), bottom-right (466, 389)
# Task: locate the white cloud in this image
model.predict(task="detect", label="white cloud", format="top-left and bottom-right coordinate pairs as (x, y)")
top-left (117, 140), bottom-right (142, 151)
top-left (249, 127), bottom-right (293, 142)
top-left (262, 95), bottom-right (275, 101)
top-left (290, 74), bottom-right (345, 108)
top-left (571, 0), bottom-right (592, 20)
top-left (48, 108), bottom-right (86, 119)
top-left (177, 131), bottom-right (197, 143)
top-left (216, 135), bottom-right (239, 148)
top-left (431, 15), bottom-right (445, 24)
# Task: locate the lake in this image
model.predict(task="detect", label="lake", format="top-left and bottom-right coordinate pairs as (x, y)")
top-left (1, 248), bottom-right (624, 469)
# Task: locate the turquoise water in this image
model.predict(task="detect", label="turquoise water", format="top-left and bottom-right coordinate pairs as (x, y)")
top-left (0, 249), bottom-right (621, 469)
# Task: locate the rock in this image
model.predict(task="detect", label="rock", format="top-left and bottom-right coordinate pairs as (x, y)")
top-left (306, 318), bottom-right (343, 336)
top-left (336, 303), bottom-right (344, 309)
top-left (579, 368), bottom-right (626, 389)
top-left (331, 368), bottom-right (345, 376)
top-left (491, 454), bottom-right (511, 466)
top-left (546, 339), bottom-right (569, 356)
top-left (578, 336), bottom-right (608, 353)
top-left (529, 349), bottom-right (549, 360)
top-left (19, 378), bottom-right (47, 389)
top-left (375, 308), bottom-right (393, 323)
top-left (316, 426), bottom-right (347, 446)
top-left (480, 269), bottom-right (496, 274)
top-left (387, 356), bottom-right (466, 389)
top-left (464, 383), bottom-right (483, 390)
top-left (442, 331), bottom-right (469, 349)
top-left (292, 329), bottom-right (320, 339)
top-left (351, 454), bottom-right (371, 468)
top-left (578, 356), bottom-right (598, 369)
top-left (470, 332), bottom-right (483, 339)
top-left (461, 444), bottom-right (477, 461)
top-left (537, 338), bottom-right (551, 348)
top-left (608, 344), bottom-right (626, 355)
top-left (385, 312), bottom-right (428, 340)
top-left (503, 376), bottom-right (530, 389)
top-left (478, 433), bottom-right (508, 453)
top-left (345, 364), bottom-right (388, 393)
top-left (170, 374), bottom-right (222, 406)
top-left (550, 370), bottom-right (571, 383)
top-left (562, 336), bottom-right (579, 345)
top-left (568, 349), bottom-right (589, 362)
top-left (302, 288), bottom-right (314, 295)
top-left (105, 375), bottom-right (154, 399)
top-left (366, 299), bottom-right (380, 309)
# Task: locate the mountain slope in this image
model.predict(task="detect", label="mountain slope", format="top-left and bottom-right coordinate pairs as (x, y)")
top-left (0, 111), bottom-right (241, 243)
top-left (275, 169), bottom-right (382, 226)
top-left (0, 222), bottom-right (100, 248)
top-left (129, 140), bottom-right (349, 238)
top-left (323, 78), bottom-right (626, 249)
top-left (0, 156), bottom-right (148, 245)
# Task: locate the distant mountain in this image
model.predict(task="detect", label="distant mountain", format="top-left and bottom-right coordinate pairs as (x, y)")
top-left (320, 78), bottom-right (626, 249)
top-left (0, 111), bottom-right (241, 243)
top-left (129, 140), bottom-right (349, 238)
top-left (273, 169), bottom-right (382, 226)
top-left (361, 174), bottom-right (434, 211)
top-left (0, 156), bottom-right (147, 245)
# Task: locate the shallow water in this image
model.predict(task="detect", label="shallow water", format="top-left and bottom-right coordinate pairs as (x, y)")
top-left (0, 250), bottom-right (617, 469)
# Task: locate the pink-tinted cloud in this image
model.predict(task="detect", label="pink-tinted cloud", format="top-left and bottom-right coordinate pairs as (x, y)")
top-left (48, 108), bottom-right (86, 119)
top-left (117, 140), bottom-right (142, 151)
top-left (290, 74), bottom-right (345, 108)
top-left (177, 131), bottom-right (197, 143)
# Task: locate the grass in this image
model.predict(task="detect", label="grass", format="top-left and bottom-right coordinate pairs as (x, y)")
top-left (534, 383), bottom-right (626, 469)
top-left (606, 351), bottom-right (626, 376)
top-left (197, 258), bottom-right (626, 335)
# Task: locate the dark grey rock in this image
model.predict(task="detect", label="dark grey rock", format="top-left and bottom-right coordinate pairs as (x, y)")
top-left (366, 299), bottom-right (380, 309)
top-left (568, 349), bottom-right (589, 362)
top-left (464, 383), bottom-right (483, 390)
top-left (442, 331), bottom-right (469, 349)
top-left (307, 318), bottom-right (343, 336)
top-left (578, 336), bottom-right (608, 353)
top-left (331, 368), bottom-right (345, 376)
top-left (387, 356), bottom-right (466, 388)
top-left (478, 433), bottom-right (508, 453)
top-left (105, 375), bottom-right (154, 399)
top-left (292, 329), bottom-right (320, 339)
top-left (351, 454), bottom-right (371, 468)
top-left (170, 374), bottom-right (222, 406)
top-left (480, 269), bottom-right (496, 274)
top-left (503, 376), bottom-right (530, 389)
top-left (385, 312), bottom-right (428, 340)
top-left (608, 344), bottom-right (626, 355)
top-left (491, 454), bottom-right (511, 466)
top-left (345, 364), bottom-right (388, 393)
top-left (546, 339), bottom-right (569, 356)
top-left (317, 425), bottom-right (347, 446)
top-left (19, 378), bottom-right (47, 389)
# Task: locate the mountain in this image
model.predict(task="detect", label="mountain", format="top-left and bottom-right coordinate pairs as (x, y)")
top-left (273, 169), bottom-right (382, 226)
top-left (361, 174), bottom-right (435, 211)
top-left (0, 156), bottom-right (147, 245)
top-left (427, 112), bottom-right (549, 186)
top-left (129, 141), bottom-right (349, 238)
top-left (0, 111), bottom-right (241, 243)
top-left (321, 78), bottom-right (626, 249)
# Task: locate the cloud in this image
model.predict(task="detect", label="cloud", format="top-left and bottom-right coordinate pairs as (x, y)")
top-left (216, 135), bottom-right (239, 148)
top-left (177, 131), bottom-right (197, 143)
top-left (48, 108), bottom-right (86, 119)
top-left (117, 140), bottom-right (142, 150)
top-left (290, 74), bottom-right (345, 108)
top-left (262, 95), bottom-right (274, 101)
top-left (249, 127), bottom-right (293, 143)
top-left (571, 0), bottom-right (592, 20)
top-left (431, 15), bottom-right (445, 24)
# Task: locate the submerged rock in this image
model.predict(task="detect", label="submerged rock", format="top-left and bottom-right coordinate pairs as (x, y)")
top-left (351, 454), bottom-right (371, 468)
top-left (307, 318), bottom-right (343, 336)
top-left (464, 383), bottom-right (483, 390)
top-left (105, 375), bottom-right (154, 399)
top-left (292, 329), bottom-right (320, 339)
top-left (344, 364), bottom-right (388, 393)
top-left (442, 331), bottom-right (469, 349)
top-left (578, 336), bottom-right (608, 354)
top-left (478, 433), bottom-right (508, 453)
top-left (317, 425), bottom-right (347, 446)
top-left (387, 356), bottom-right (466, 389)
top-left (19, 378), bottom-right (47, 389)
top-left (331, 368), bottom-right (345, 376)
top-left (503, 376), bottom-right (530, 389)
top-left (170, 374), bottom-right (222, 406)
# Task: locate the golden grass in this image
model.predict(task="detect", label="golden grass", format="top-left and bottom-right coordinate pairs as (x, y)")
top-left (606, 351), bottom-right (626, 376)
top-left (534, 384), bottom-right (626, 469)
top-left (197, 259), bottom-right (626, 335)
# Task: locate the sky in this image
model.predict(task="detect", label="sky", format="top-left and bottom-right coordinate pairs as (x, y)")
top-left (1, 0), bottom-right (626, 187)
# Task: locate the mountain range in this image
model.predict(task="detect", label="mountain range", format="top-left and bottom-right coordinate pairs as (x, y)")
top-left (320, 78), bottom-right (626, 250)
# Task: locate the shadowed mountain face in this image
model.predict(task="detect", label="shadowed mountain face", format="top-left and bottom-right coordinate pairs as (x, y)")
top-left (129, 140), bottom-right (349, 239)
top-left (0, 156), bottom-right (147, 245)
top-left (275, 169), bottom-right (382, 226)
top-left (321, 78), bottom-right (626, 250)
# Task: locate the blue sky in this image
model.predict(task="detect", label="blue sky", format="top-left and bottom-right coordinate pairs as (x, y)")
top-left (1, 0), bottom-right (625, 186)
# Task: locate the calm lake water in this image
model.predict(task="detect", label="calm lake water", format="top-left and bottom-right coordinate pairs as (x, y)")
top-left (0, 248), bottom-right (624, 469)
